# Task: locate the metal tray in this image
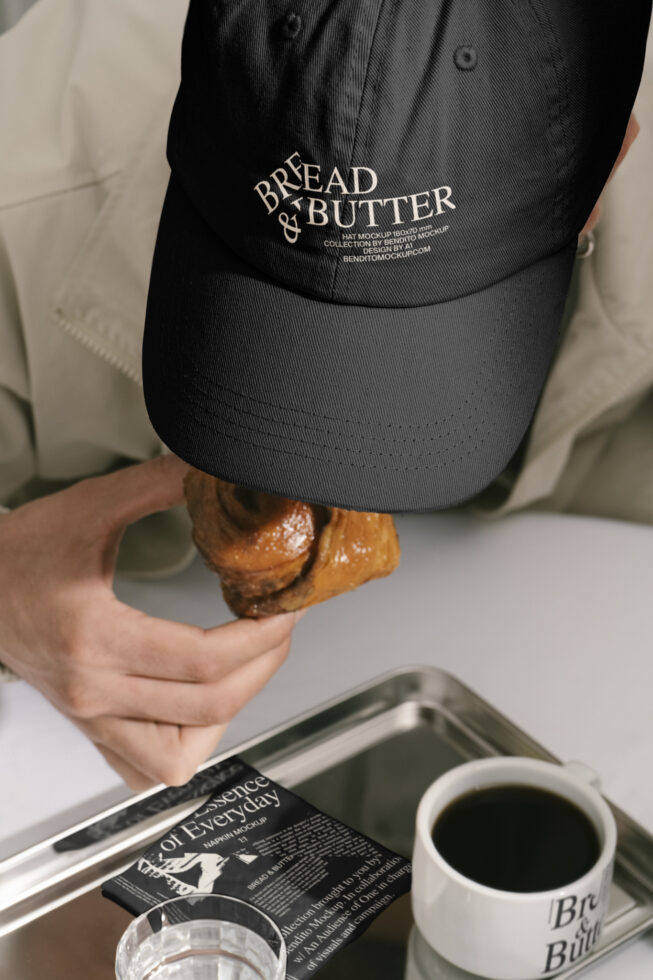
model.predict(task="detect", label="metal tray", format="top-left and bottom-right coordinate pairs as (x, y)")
top-left (0, 666), bottom-right (652, 979)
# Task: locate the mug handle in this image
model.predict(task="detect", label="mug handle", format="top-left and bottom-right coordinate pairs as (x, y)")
top-left (563, 760), bottom-right (601, 790)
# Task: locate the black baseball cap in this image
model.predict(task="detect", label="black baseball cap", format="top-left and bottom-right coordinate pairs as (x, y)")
top-left (142, 0), bottom-right (652, 513)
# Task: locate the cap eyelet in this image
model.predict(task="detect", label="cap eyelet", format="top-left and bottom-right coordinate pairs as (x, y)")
top-left (454, 45), bottom-right (478, 71)
top-left (576, 230), bottom-right (596, 259)
top-left (280, 11), bottom-right (302, 40)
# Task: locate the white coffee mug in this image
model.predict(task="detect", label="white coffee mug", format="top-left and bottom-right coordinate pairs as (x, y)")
top-left (411, 757), bottom-right (617, 980)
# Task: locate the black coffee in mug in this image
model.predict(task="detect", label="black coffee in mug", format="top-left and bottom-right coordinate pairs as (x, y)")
top-left (431, 783), bottom-right (601, 893)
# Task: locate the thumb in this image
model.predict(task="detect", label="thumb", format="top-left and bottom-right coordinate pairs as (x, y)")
top-left (89, 453), bottom-right (192, 535)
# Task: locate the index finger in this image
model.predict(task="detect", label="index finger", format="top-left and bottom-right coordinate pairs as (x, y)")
top-left (104, 597), bottom-right (302, 683)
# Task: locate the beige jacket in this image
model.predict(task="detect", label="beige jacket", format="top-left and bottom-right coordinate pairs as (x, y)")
top-left (1, 1), bottom-right (652, 681)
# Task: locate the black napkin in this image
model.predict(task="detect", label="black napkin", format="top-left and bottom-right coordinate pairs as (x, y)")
top-left (101, 755), bottom-right (411, 979)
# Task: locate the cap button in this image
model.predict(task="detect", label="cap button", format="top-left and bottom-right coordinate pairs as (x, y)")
top-left (454, 45), bottom-right (478, 71)
top-left (280, 11), bottom-right (302, 40)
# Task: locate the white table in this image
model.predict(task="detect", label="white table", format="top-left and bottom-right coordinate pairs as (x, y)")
top-left (1, 510), bottom-right (652, 977)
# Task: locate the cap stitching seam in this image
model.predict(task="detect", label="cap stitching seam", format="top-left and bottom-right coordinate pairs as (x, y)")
top-left (344, 0), bottom-right (387, 302)
top-left (522, 0), bottom-right (567, 234)
top-left (164, 280), bottom-right (512, 434)
top-left (170, 389), bottom-right (504, 473)
top-left (328, 13), bottom-right (365, 302)
top-left (528, 0), bottom-right (574, 232)
top-left (158, 255), bottom-right (571, 438)
top-left (175, 386), bottom-right (503, 459)
top-left (161, 287), bottom-right (525, 459)
top-left (176, 317), bottom-right (509, 445)
top-left (330, 0), bottom-right (387, 302)
top-left (179, 361), bottom-right (492, 448)
top-left (505, 0), bottom-right (569, 238)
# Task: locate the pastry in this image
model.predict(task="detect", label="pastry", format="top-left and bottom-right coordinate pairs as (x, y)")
top-left (183, 467), bottom-right (400, 617)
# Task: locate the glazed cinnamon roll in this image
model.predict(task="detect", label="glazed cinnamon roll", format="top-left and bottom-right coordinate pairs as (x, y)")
top-left (183, 468), bottom-right (400, 617)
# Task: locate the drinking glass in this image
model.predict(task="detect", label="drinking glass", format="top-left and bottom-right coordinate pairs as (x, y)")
top-left (115, 893), bottom-right (286, 980)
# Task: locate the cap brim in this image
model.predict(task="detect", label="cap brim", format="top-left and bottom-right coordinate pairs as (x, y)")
top-left (143, 176), bottom-right (576, 513)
